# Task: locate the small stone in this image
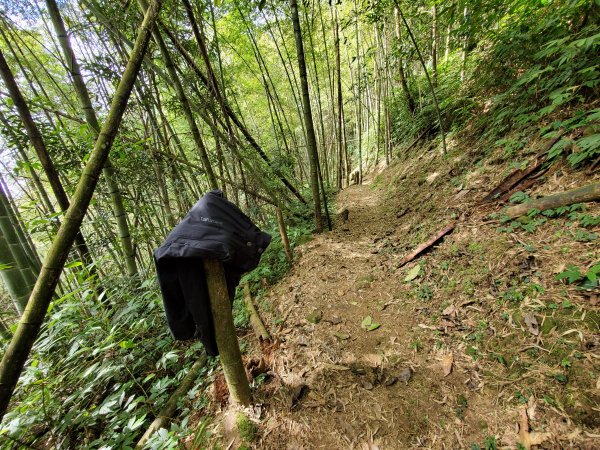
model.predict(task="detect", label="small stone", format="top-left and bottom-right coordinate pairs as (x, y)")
top-left (384, 376), bottom-right (398, 387)
top-left (398, 367), bottom-right (412, 383)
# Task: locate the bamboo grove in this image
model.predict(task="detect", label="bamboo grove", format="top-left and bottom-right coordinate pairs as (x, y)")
top-left (0, 0), bottom-right (598, 446)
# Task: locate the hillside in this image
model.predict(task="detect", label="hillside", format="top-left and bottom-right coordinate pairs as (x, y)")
top-left (194, 128), bottom-right (599, 449)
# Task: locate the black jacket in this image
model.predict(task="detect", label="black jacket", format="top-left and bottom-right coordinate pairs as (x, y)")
top-left (154, 190), bottom-right (271, 356)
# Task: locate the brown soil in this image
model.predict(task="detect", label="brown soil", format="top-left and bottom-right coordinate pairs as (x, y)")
top-left (207, 140), bottom-right (599, 449)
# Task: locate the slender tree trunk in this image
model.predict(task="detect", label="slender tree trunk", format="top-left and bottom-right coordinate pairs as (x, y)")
top-left (0, 49), bottom-right (95, 267)
top-left (290, 0), bottom-right (323, 232)
top-left (354, 0), bottom-right (363, 184)
top-left (0, 0), bottom-right (163, 419)
top-left (394, 1), bottom-right (447, 154)
top-left (0, 185), bottom-right (36, 315)
top-left (461, 7), bottom-right (469, 82)
top-left (305, 7), bottom-right (329, 188)
top-left (431, 3), bottom-right (438, 88)
top-left (394, 7), bottom-right (416, 114)
top-left (334, 6), bottom-right (345, 189)
top-left (45, 0), bottom-right (139, 277)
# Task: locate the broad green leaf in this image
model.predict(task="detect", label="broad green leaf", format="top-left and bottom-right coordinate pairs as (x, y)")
top-left (361, 316), bottom-right (380, 331)
top-left (404, 265), bottom-right (421, 282)
top-left (65, 261), bottom-right (83, 268)
top-left (556, 264), bottom-right (582, 284)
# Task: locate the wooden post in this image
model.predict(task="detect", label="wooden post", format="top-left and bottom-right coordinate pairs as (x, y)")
top-left (202, 259), bottom-right (251, 406)
top-left (276, 207), bottom-right (293, 263)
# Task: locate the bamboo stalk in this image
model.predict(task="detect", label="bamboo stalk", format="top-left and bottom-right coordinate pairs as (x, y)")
top-left (135, 353), bottom-right (207, 449)
top-left (505, 182), bottom-right (600, 218)
top-left (243, 284), bottom-right (271, 342)
top-left (276, 208), bottom-right (293, 263)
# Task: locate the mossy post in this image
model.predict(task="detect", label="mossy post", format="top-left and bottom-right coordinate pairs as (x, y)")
top-left (0, 0), bottom-right (164, 420)
top-left (203, 259), bottom-right (251, 405)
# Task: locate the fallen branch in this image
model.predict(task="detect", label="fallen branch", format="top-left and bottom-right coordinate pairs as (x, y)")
top-left (397, 222), bottom-right (456, 268)
top-left (482, 133), bottom-right (566, 203)
top-left (135, 353), bottom-right (207, 449)
top-left (497, 172), bottom-right (547, 203)
top-left (243, 284), bottom-right (271, 342)
top-left (401, 126), bottom-right (432, 154)
top-left (505, 182), bottom-right (600, 218)
top-left (276, 208), bottom-right (293, 263)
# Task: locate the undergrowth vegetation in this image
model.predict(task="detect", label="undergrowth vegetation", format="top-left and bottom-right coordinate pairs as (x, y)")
top-left (0, 212), bottom-right (313, 448)
top-left (390, 0), bottom-right (599, 169)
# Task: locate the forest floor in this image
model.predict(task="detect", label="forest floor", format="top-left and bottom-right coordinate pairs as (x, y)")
top-left (203, 138), bottom-right (599, 449)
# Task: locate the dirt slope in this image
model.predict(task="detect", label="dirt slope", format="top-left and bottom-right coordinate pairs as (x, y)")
top-left (217, 143), bottom-right (599, 449)
top-left (254, 177), bottom-right (509, 449)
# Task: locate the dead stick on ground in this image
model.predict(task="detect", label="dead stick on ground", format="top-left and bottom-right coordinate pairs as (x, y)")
top-left (481, 133), bottom-right (566, 203)
top-left (403, 126), bottom-right (432, 154)
top-left (505, 182), bottom-right (600, 218)
top-left (203, 259), bottom-right (251, 405)
top-left (397, 222), bottom-right (456, 268)
top-left (243, 283), bottom-right (271, 342)
top-left (276, 207), bottom-right (293, 263)
top-left (135, 353), bottom-right (207, 449)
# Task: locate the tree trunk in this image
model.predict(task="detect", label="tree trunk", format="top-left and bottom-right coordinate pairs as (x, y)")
top-left (0, 0), bottom-right (163, 419)
top-left (203, 259), bottom-right (251, 405)
top-left (431, 3), bottom-right (438, 88)
top-left (243, 284), bottom-right (271, 342)
top-left (394, 1), bottom-right (447, 154)
top-left (290, 0), bottom-right (323, 232)
top-left (45, 0), bottom-right (139, 277)
top-left (0, 184), bottom-right (35, 315)
top-left (505, 183), bottom-right (600, 219)
top-left (394, 7), bottom-right (416, 114)
top-left (461, 7), bottom-right (469, 82)
top-left (0, 49), bottom-right (95, 267)
top-left (355, 0), bottom-right (363, 184)
top-left (334, 6), bottom-right (345, 189)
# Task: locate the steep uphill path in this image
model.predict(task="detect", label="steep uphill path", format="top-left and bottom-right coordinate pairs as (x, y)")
top-left (245, 149), bottom-right (599, 449)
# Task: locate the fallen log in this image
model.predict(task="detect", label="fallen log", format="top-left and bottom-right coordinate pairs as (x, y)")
top-left (135, 353), bottom-right (207, 449)
top-left (505, 182), bottom-right (600, 218)
top-left (243, 284), bottom-right (271, 342)
top-left (397, 222), bottom-right (457, 268)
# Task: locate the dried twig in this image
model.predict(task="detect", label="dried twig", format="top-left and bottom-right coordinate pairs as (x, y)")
top-left (397, 222), bottom-right (456, 268)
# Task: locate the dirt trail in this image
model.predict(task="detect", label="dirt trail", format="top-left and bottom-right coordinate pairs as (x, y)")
top-left (238, 148), bottom-right (600, 449)
top-left (254, 178), bottom-right (502, 449)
